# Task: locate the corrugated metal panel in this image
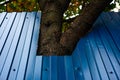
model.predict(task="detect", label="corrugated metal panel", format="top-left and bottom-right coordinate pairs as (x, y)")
top-left (34, 12), bottom-right (120, 80)
top-left (0, 12), bottom-right (41, 80)
top-left (0, 12), bottom-right (120, 80)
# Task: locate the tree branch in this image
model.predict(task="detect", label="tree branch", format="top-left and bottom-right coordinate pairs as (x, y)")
top-left (60, 0), bottom-right (113, 55)
top-left (38, 0), bottom-right (112, 55)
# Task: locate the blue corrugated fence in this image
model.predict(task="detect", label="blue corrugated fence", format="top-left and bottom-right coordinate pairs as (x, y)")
top-left (0, 12), bottom-right (120, 80)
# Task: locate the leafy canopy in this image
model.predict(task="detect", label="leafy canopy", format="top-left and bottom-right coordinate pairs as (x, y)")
top-left (0, 0), bottom-right (39, 12)
top-left (0, 0), bottom-right (119, 14)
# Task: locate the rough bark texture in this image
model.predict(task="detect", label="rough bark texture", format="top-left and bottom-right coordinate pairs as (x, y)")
top-left (37, 0), bottom-right (112, 55)
top-left (37, 0), bottom-right (70, 55)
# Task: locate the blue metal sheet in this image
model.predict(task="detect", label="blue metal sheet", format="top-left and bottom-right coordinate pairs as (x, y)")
top-left (33, 56), bottom-right (42, 80)
top-left (25, 12), bottom-right (41, 80)
top-left (0, 12), bottom-right (41, 80)
top-left (0, 12), bottom-right (7, 28)
top-left (8, 12), bottom-right (27, 80)
top-left (0, 11), bottom-right (120, 80)
top-left (0, 13), bottom-right (21, 80)
top-left (88, 31), bottom-right (109, 80)
top-left (0, 13), bottom-right (17, 76)
top-left (16, 12), bottom-right (37, 80)
top-left (0, 13), bottom-right (15, 52)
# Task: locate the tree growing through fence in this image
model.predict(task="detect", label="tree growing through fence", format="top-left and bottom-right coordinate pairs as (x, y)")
top-left (0, 0), bottom-right (119, 55)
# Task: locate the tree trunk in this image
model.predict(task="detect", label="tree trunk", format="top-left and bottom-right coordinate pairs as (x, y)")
top-left (37, 0), bottom-right (70, 55)
top-left (37, 0), bottom-right (112, 55)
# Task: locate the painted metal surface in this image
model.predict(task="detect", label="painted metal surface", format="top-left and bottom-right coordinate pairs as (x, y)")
top-left (0, 12), bottom-right (41, 80)
top-left (0, 12), bottom-right (120, 80)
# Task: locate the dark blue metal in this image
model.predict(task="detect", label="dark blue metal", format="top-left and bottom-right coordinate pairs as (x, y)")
top-left (0, 12), bottom-right (120, 80)
top-left (33, 56), bottom-right (42, 80)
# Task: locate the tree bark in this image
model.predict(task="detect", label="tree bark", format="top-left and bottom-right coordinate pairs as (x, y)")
top-left (37, 0), bottom-right (112, 55)
top-left (37, 0), bottom-right (70, 55)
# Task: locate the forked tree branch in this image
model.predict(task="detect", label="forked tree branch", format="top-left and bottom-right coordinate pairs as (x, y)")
top-left (60, 0), bottom-right (113, 55)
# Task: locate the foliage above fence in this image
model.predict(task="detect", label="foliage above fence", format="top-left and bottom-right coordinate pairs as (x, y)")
top-left (0, 0), bottom-right (39, 12)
